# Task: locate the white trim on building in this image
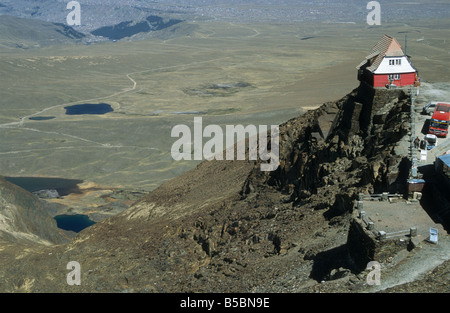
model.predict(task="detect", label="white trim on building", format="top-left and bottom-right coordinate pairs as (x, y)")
top-left (373, 56), bottom-right (416, 74)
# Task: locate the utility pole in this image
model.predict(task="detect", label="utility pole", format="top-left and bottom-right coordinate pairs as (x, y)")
top-left (410, 86), bottom-right (418, 178)
top-left (405, 33), bottom-right (407, 57)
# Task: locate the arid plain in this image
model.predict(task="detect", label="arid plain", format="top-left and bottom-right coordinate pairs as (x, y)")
top-left (1, 19), bottom-right (449, 219)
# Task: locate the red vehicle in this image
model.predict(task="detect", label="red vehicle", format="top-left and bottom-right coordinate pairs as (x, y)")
top-left (429, 103), bottom-right (450, 137)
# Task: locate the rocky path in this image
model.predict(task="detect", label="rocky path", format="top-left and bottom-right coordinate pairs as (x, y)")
top-left (370, 235), bottom-right (449, 292)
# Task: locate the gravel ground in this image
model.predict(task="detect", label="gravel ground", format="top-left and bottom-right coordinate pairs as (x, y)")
top-left (371, 235), bottom-right (450, 292)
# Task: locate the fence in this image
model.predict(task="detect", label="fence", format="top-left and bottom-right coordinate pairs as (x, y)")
top-left (381, 228), bottom-right (417, 240)
top-left (359, 193), bottom-right (403, 201)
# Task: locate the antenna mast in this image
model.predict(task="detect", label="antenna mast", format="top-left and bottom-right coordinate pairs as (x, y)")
top-left (405, 33), bottom-right (408, 56)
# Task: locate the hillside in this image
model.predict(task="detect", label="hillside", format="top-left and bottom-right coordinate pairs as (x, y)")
top-left (0, 177), bottom-right (69, 245)
top-left (2, 83), bottom-right (445, 293)
top-left (0, 15), bottom-right (85, 49)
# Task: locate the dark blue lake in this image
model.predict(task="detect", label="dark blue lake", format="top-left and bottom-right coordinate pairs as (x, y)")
top-left (54, 214), bottom-right (96, 233)
top-left (64, 103), bottom-right (113, 115)
top-left (5, 176), bottom-right (83, 196)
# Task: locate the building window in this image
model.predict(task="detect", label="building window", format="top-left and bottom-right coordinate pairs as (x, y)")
top-left (389, 59), bottom-right (402, 66)
top-left (389, 74), bottom-right (401, 81)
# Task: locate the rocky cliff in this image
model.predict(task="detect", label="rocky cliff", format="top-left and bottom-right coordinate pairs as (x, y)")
top-left (0, 83), bottom-right (426, 293)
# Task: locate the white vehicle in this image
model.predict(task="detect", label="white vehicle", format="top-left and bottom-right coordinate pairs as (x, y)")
top-left (424, 134), bottom-right (437, 150)
top-left (422, 101), bottom-right (438, 115)
top-left (422, 101), bottom-right (450, 115)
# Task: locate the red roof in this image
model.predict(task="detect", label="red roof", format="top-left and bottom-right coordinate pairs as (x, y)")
top-left (357, 35), bottom-right (405, 72)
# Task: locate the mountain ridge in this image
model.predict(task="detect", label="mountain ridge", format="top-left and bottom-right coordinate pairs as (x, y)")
top-left (2, 84), bottom-right (445, 293)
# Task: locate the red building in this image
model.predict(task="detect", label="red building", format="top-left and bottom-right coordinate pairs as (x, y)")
top-left (357, 35), bottom-right (419, 88)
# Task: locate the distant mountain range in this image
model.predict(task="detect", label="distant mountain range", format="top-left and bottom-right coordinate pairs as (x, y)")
top-left (1, 0), bottom-right (449, 29)
top-left (91, 15), bottom-right (184, 40)
top-left (0, 0), bottom-right (186, 33)
top-left (1, 0), bottom-right (449, 47)
top-left (0, 15), bottom-right (85, 48)
top-left (0, 14), bottom-right (196, 48)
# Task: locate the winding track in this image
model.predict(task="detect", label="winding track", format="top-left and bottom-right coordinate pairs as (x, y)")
top-left (0, 56), bottom-right (230, 151)
top-left (0, 21), bottom-right (262, 152)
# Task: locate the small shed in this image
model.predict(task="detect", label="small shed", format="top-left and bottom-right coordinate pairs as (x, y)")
top-left (407, 178), bottom-right (425, 193)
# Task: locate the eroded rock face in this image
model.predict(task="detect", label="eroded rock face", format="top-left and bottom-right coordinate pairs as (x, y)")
top-left (0, 84), bottom-right (415, 293)
top-left (261, 84), bottom-right (410, 211)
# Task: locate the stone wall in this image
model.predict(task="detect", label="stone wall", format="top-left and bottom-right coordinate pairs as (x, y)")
top-left (347, 215), bottom-right (376, 271)
top-left (346, 209), bottom-right (410, 271)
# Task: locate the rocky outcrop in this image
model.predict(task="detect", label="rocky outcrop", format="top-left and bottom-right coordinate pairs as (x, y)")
top-left (247, 83), bottom-right (411, 215)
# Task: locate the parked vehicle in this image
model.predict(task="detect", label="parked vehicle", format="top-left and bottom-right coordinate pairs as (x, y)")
top-left (429, 103), bottom-right (450, 137)
top-left (422, 101), bottom-right (438, 115)
top-left (424, 134), bottom-right (437, 150)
